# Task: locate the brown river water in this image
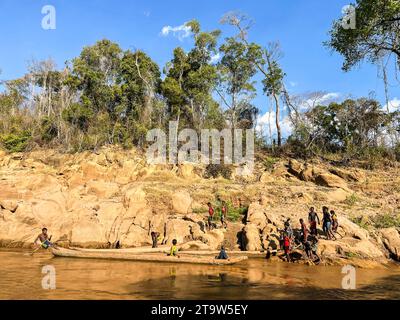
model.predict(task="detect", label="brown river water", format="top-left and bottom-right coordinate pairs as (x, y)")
top-left (1, 249), bottom-right (400, 300)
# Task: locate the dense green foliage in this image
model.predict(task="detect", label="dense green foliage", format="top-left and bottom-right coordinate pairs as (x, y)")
top-left (0, 10), bottom-right (399, 167)
top-left (288, 98), bottom-right (400, 163)
top-left (327, 0), bottom-right (400, 71)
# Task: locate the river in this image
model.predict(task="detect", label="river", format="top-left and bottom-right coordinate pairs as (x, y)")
top-left (1, 249), bottom-right (399, 300)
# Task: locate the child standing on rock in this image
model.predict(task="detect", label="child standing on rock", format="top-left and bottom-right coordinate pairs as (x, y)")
top-left (220, 201), bottom-right (228, 229)
top-left (207, 202), bottom-right (215, 231)
top-left (283, 234), bottom-right (292, 262)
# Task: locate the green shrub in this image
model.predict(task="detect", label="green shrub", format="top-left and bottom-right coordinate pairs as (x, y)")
top-left (0, 131), bottom-right (31, 152)
top-left (227, 203), bottom-right (248, 222)
top-left (62, 103), bottom-right (93, 131)
top-left (262, 156), bottom-right (279, 172)
top-left (40, 117), bottom-right (58, 142)
top-left (351, 216), bottom-right (371, 230)
top-left (352, 213), bottom-right (400, 230)
top-left (196, 201), bottom-right (248, 223)
top-left (345, 193), bottom-right (359, 206)
top-left (372, 213), bottom-right (400, 229)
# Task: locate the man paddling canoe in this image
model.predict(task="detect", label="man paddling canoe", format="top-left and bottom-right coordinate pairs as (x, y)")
top-left (31, 228), bottom-right (54, 254)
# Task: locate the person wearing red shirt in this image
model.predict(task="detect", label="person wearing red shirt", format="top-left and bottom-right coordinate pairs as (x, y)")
top-left (220, 201), bottom-right (228, 229)
top-left (283, 235), bottom-right (292, 262)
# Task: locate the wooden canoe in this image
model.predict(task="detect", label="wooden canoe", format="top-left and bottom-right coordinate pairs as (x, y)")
top-left (51, 247), bottom-right (248, 265)
top-left (66, 247), bottom-right (265, 257)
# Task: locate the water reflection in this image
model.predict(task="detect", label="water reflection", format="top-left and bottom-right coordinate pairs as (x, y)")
top-left (0, 250), bottom-right (399, 300)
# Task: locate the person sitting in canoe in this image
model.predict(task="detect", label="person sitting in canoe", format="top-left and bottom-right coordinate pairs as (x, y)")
top-left (34, 228), bottom-right (53, 249)
top-left (169, 239), bottom-right (179, 257)
top-left (216, 245), bottom-right (229, 260)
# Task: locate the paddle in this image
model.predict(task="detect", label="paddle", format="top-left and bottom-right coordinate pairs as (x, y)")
top-left (23, 245), bottom-right (42, 256)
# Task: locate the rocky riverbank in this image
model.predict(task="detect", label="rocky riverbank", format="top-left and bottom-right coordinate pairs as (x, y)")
top-left (0, 147), bottom-right (399, 267)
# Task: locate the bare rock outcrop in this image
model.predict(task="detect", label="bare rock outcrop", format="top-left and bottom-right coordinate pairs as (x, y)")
top-left (315, 173), bottom-right (349, 190)
top-left (380, 228), bottom-right (400, 261)
top-left (171, 191), bottom-right (192, 214)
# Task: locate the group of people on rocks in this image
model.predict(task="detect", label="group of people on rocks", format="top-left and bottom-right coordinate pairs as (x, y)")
top-left (279, 206), bottom-right (340, 263)
top-left (206, 201), bottom-right (228, 231)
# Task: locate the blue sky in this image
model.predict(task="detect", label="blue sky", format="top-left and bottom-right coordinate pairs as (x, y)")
top-left (0, 0), bottom-right (399, 125)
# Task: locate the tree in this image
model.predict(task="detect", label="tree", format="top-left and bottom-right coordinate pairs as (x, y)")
top-left (161, 20), bottom-right (223, 133)
top-left (262, 44), bottom-right (285, 147)
top-left (68, 39), bottom-right (122, 117)
top-left (288, 98), bottom-right (389, 160)
top-left (118, 49), bottom-right (161, 144)
top-left (326, 0), bottom-right (400, 72)
top-left (217, 37), bottom-right (262, 129)
top-left (65, 39), bottom-right (162, 148)
top-left (221, 12), bottom-right (287, 146)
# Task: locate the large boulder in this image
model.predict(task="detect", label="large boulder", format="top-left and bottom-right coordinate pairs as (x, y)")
top-left (246, 203), bottom-right (267, 229)
top-left (259, 172), bottom-right (275, 183)
top-left (326, 188), bottom-right (351, 202)
top-left (121, 225), bottom-right (152, 247)
top-left (243, 224), bottom-right (262, 251)
top-left (288, 159), bottom-right (303, 176)
top-left (315, 173), bottom-right (348, 190)
top-left (319, 238), bottom-right (384, 260)
top-left (164, 219), bottom-right (194, 245)
top-left (202, 229), bottom-right (225, 250)
top-left (171, 191), bottom-right (192, 214)
top-left (329, 168), bottom-right (366, 183)
top-left (299, 166), bottom-right (315, 182)
top-left (380, 228), bottom-right (400, 261)
top-left (338, 217), bottom-right (370, 240)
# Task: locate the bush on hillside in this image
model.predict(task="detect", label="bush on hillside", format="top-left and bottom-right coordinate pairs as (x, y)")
top-left (0, 131), bottom-right (31, 152)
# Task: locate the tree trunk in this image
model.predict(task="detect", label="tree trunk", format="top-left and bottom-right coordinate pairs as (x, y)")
top-left (273, 93), bottom-right (282, 147)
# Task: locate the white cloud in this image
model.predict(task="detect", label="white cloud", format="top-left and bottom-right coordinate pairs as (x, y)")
top-left (299, 92), bottom-right (341, 111)
top-left (256, 111), bottom-right (293, 140)
top-left (289, 81), bottom-right (298, 87)
top-left (210, 53), bottom-right (221, 64)
top-left (143, 11), bottom-right (151, 17)
top-left (160, 22), bottom-right (192, 41)
top-left (316, 92), bottom-right (340, 104)
top-left (385, 98), bottom-right (400, 112)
